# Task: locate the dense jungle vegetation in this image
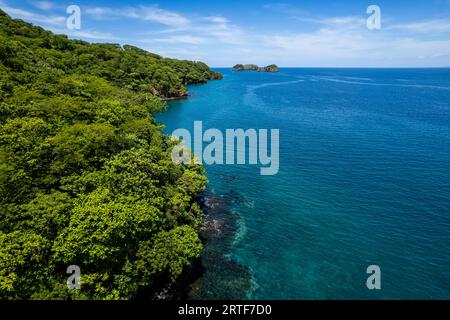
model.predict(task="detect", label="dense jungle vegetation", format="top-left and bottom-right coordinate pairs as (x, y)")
top-left (0, 9), bottom-right (222, 299)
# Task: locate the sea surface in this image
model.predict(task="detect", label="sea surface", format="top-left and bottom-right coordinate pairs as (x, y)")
top-left (156, 68), bottom-right (450, 299)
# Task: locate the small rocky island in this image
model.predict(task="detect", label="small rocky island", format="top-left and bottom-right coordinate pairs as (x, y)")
top-left (232, 64), bottom-right (279, 72)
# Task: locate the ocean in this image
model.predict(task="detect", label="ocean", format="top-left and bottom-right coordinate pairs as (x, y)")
top-left (156, 68), bottom-right (450, 299)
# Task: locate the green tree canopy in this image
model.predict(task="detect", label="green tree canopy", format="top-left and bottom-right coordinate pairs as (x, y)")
top-left (0, 9), bottom-right (217, 300)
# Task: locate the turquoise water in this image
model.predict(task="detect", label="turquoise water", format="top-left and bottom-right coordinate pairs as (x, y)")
top-left (156, 68), bottom-right (450, 299)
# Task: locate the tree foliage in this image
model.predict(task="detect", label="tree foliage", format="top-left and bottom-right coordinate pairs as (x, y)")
top-left (0, 9), bottom-right (214, 299)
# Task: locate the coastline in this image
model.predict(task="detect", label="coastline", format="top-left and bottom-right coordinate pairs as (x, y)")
top-left (157, 76), bottom-right (254, 299)
top-left (187, 190), bottom-right (253, 299)
top-left (0, 9), bottom-right (228, 300)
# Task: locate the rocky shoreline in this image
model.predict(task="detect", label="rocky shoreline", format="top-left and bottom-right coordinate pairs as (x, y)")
top-left (161, 74), bottom-right (223, 101)
top-left (145, 189), bottom-right (252, 300)
top-left (188, 190), bottom-right (253, 299)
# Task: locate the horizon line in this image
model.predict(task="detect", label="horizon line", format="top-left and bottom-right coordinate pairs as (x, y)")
top-left (211, 66), bottom-right (450, 69)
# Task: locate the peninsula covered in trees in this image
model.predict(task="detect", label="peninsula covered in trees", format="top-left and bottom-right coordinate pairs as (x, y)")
top-left (0, 9), bottom-right (222, 299)
top-left (232, 64), bottom-right (279, 72)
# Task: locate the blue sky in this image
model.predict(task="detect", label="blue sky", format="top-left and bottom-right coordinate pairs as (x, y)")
top-left (1, 0), bottom-right (450, 67)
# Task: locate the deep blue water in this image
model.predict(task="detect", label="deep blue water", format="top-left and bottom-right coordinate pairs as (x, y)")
top-left (156, 68), bottom-right (450, 299)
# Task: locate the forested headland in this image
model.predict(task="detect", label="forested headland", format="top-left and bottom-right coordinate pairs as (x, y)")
top-left (0, 9), bottom-right (222, 300)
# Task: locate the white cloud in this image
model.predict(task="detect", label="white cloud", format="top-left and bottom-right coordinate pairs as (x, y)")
top-left (3, 2), bottom-right (450, 67)
top-left (206, 27), bottom-right (247, 45)
top-left (48, 27), bottom-right (118, 40)
top-left (32, 1), bottom-right (54, 11)
top-left (2, 5), bottom-right (64, 25)
top-left (151, 35), bottom-right (206, 45)
top-left (255, 19), bottom-right (450, 67)
top-left (85, 5), bottom-right (190, 28)
top-left (85, 7), bottom-right (115, 18)
top-left (125, 6), bottom-right (190, 27)
top-left (124, 6), bottom-right (247, 46)
top-left (386, 19), bottom-right (450, 33)
top-left (85, 5), bottom-right (236, 34)
top-left (124, 9), bottom-right (450, 66)
top-left (203, 16), bottom-right (229, 24)
top-left (68, 30), bottom-right (117, 40)
top-left (296, 16), bottom-right (366, 28)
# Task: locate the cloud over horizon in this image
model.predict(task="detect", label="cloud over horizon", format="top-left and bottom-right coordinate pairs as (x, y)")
top-left (1, 0), bottom-right (450, 67)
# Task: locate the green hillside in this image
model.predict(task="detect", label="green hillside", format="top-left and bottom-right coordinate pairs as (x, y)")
top-left (0, 9), bottom-right (220, 300)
